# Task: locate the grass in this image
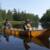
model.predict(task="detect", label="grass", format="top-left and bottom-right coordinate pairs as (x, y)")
top-left (0, 22), bottom-right (3, 28)
top-left (0, 21), bottom-right (24, 28)
top-left (10, 21), bottom-right (24, 25)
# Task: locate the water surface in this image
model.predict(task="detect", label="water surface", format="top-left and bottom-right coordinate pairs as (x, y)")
top-left (0, 35), bottom-right (49, 50)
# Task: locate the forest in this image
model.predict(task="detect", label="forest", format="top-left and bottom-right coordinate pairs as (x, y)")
top-left (0, 8), bottom-right (50, 28)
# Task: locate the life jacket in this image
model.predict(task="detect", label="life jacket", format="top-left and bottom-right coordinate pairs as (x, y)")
top-left (23, 23), bottom-right (32, 31)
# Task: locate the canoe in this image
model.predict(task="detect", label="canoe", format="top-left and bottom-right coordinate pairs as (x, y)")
top-left (1, 28), bottom-right (47, 37)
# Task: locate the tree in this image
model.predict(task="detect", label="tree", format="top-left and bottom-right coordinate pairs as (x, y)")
top-left (0, 9), bottom-right (6, 20)
top-left (0, 9), bottom-right (3, 21)
top-left (7, 10), bottom-right (13, 20)
top-left (0, 8), bottom-right (39, 28)
top-left (40, 9), bottom-right (50, 28)
top-left (13, 8), bottom-right (19, 21)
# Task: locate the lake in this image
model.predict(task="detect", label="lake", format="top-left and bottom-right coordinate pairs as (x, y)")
top-left (0, 35), bottom-right (50, 50)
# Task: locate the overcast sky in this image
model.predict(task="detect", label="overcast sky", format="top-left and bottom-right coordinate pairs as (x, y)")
top-left (0, 0), bottom-right (50, 18)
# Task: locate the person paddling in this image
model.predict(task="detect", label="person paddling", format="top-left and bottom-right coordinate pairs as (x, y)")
top-left (24, 19), bottom-right (32, 41)
top-left (23, 19), bottom-right (32, 50)
top-left (3, 19), bottom-right (12, 42)
top-left (3, 19), bottom-right (12, 29)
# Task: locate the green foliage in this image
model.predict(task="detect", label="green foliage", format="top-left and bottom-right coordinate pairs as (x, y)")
top-left (12, 8), bottom-right (39, 22)
top-left (0, 9), bottom-right (13, 21)
top-left (0, 21), bottom-right (24, 28)
top-left (0, 8), bottom-right (39, 28)
top-left (7, 10), bottom-right (13, 20)
top-left (10, 21), bottom-right (24, 25)
top-left (10, 21), bottom-right (24, 28)
top-left (40, 9), bottom-right (50, 28)
top-left (0, 22), bottom-right (3, 28)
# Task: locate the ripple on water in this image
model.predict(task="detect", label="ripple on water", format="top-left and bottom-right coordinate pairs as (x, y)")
top-left (0, 35), bottom-right (50, 50)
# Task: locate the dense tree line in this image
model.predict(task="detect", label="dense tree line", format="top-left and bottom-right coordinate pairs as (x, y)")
top-left (0, 8), bottom-right (39, 22)
top-left (0, 8), bottom-right (39, 28)
top-left (40, 9), bottom-right (50, 28)
top-left (0, 8), bottom-right (50, 28)
top-left (0, 9), bottom-right (13, 21)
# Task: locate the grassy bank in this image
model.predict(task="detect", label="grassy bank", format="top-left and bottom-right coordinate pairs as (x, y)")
top-left (0, 21), bottom-right (24, 28)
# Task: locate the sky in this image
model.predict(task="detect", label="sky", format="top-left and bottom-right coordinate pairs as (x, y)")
top-left (0, 0), bottom-right (50, 18)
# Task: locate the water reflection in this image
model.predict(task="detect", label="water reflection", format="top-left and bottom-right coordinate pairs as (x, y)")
top-left (38, 23), bottom-right (43, 30)
top-left (0, 35), bottom-right (49, 50)
top-left (33, 22), bottom-right (43, 30)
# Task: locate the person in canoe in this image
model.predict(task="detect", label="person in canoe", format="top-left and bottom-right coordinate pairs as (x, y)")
top-left (23, 19), bottom-right (33, 50)
top-left (23, 19), bottom-right (33, 41)
top-left (2, 19), bottom-right (12, 41)
top-left (3, 19), bottom-right (12, 29)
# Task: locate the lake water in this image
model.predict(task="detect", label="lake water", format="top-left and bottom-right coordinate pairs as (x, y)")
top-left (0, 35), bottom-right (50, 50)
top-left (33, 23), bottom-right (43, 30)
